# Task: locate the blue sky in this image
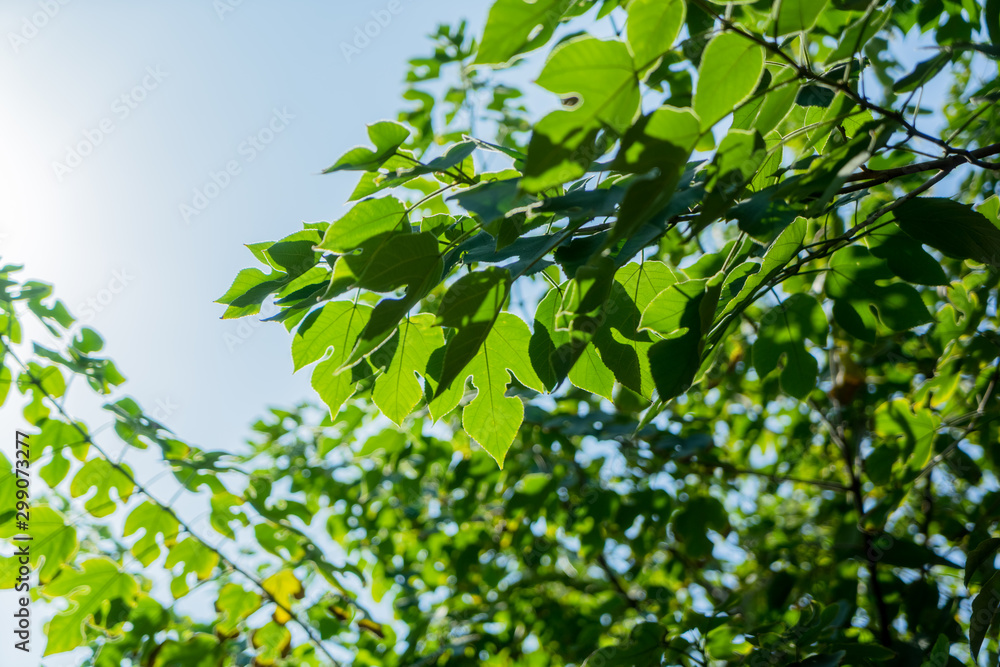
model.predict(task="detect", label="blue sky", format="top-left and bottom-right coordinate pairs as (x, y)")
top-left (1, 0), bottom-right (494, 455)
top-left (0, 2), bottom-right (494, 664)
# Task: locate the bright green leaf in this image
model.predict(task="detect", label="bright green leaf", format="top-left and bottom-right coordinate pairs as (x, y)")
top-left (775, 0), bottom-right (830, 35)
top-left (694, 32), bottom-right (765, 129)
top-left (70, 459), bottom-right (134, 519)
top-left (316, 197), bottom-right (408, 253)
top-left (43, 559), bottom-right (138, 656)
top-left (475, 0), bottom-right (574, 66)
top-left (461, 313), bottom-right (545, 467)
top-left (324, 120), bottom-right (410, 173)
top-left (627, 0), bottom-right (686, 71)
top-left (123, 501), bottom-right (180, 566)
top-left (372, 314), bottom-right (443, 424)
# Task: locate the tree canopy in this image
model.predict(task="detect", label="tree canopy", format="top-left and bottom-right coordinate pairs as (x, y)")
top-left (4, 0), bottom-right (1000, 665)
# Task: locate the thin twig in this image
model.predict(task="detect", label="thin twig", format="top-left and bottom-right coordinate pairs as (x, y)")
top-left (1, 341), bottom-right (343, 667)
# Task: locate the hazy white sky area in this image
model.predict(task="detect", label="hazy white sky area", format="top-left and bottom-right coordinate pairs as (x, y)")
top-left (0, 2), bottom-right (492, 664)
top-left (1, 0), bottom-right (494, 456)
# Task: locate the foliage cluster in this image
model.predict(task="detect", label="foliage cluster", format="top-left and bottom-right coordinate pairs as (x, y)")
top-left (4, 0), bottom-right (1000, 664)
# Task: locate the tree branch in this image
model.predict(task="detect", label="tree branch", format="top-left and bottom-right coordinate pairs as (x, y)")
top-left (690, 0), bottom-right (978, 162)
top-left (687, 460), bottom-right (850, 492)
top-left (840, 142), bottom-right (1000, 193)
top-left (2, 341), bottom-right (344, 667)
top-left (913, 363), bottom-right (1000, 483)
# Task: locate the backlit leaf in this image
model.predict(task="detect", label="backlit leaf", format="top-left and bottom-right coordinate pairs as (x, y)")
top-left (694, 32), bottom-right (765, 129)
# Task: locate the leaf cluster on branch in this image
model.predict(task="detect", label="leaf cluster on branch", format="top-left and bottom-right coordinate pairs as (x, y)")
top-left (5, 0), bottom-right (1000, 664)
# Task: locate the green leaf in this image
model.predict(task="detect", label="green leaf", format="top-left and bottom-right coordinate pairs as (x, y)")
top-left (866, 225), bottom-right (949, 285)
top-left (521, 113), bottom-right (604, 193)
top-left (324, 120), bottom-right (410, 173)
top-left (475, 0), bottom-right (574, 66)
top-left (216, 268), bottom-right (287, 319)
top-left (594, 261), bottom-right (682, 399)
top-left (461, 313), bottom-right (545, 467)
top-left (583, 622), bottom-right (667, 665)
top-left (893, 53), bottom-right (951, 93)
top-left (165, 537), bottom-right (220, 598)
top-left (641, 278), bottom-right (716, 400)
top-left (966, 537), bottom-right (1000, 588)
top-left (721, 218), bottom-right (806, 320)
top-left (123, 502), bottom-right (180, 566)
top-left (627, 0), bottom-right (686, 71)
top-left (306, 302), bottom-right (373, 416)
top-left (775, 0), bottom-right (831, 35)
top-left (0, 505), bottom-right (77, 585)
top-left (531, 283), bottom-right (615, 399)
top-left (920, 635), bottom-right (949, 667)
top-left (424, 344), bottom-right (467, 422)
top-left (970, 570), bottom-right (1000, 659)
top-left (826, 7), bottom-right (892, 63)
top-left (452, 179), bottom-right (533, 224)
top-left (558, 255), bottom-right (617, 328)
top-left (43, 558), bottom-right (138, 656)
top-left (800, 652), bottom-right (846, 667)
top-left (754, 66), bottom-right (800, 134)
top-left (673, 496), bottom-right (728, 558)
top-left (434, 268), bottom-right (510, 396)
top-left (978, 194), bottom-right (1000, 228)
top-left (372, 314), bottom-right (443, 425)
top-left (438, 267), bottom-right (509, 328)
top-left (33, 419), bottom-right (88, 487)
top-left (893, 197), bottom-right (1000, 268)
top-left (265, 229), bottom-right (321, 276)
top-left (262, 569), bottom-right (304, 625)
top-left (345, 295), bottom-right (421, 368)
top-left (987, 0), bottom-right (1000, 49)
top-left (732, 188), bottom-right (797, 243)
top-left (252, 622), bottom-right (292, 664)
top-left (20, 362), bottom-right (66, 399)
top-left (352, 231), bottom-right (443, 293)
top-left (0, 366), bottom-right (10, 408)
top-left (70, 458), bottom-right (135, 518)
top-left (421, 141), bottom-right (478, 175)
top-left (210, 491), bottom-right (249, 539)
top-left (611, 107), bottom-right (701, 242)
top-left (614, 106), bottom-right (701, 176)
top-left (698, 129), bottom-right (767, 226)
top-left (693, 32), bottom-right (765, 129)
top-left (152, 634), bottom-right (225, 667)
top-left (215, 583), bottom-right (262, 637)
top-left (316, 197), bottom-right (408, 253)
top-left (826, 246), bottom-right (932, 342)
top-left (647, 332), bottom-right (704, 401)
top-left (522, 37), bottom-right (640, 192)
top-left (640, 278), bottom-right (709, 336)
top-left (293, 301), bottom-right (373, 372)
top-left (874, 399), bottom-right (940, 471)
top-left (753, 294), bottom-right (827, 399)
top-left (796, 84), bottom-right (835, 108)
